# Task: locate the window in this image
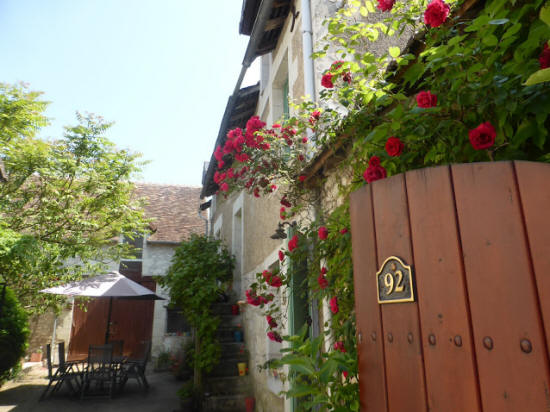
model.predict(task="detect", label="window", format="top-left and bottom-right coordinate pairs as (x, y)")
top-left (166, 307), bottom-right (191, 335)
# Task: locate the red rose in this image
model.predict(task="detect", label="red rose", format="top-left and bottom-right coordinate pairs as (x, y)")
top-left (269, 275), bottom-right (283, 288)
top-left (280, 196), bottom-right (292, 208)
top-left (278, 250), bottom-right (285, 261)
top-left (220, 182), bottom-right (229, 192)
top-left (330, 296), bottom-right (339, 314)
top-left (299, 175), bottom-right (306, 182)
top-left (539, 43), bottom-right (550, 69)
top-left (246, 289), bottom-right (261, 306)
top-left (272, 123), bottom-right (281, 128)
top-left (318, 272), bottom-right (328, 289)
top-left (424, 0), bottom-right (450, 28)
top-left (218, 160), bottom-right (225, 169)
top-left (331, 60), bottom-right (344, 71)
top-left (363, 164), bottom-right (387, 183)
top-left (288, 234), bottom-right (298, 252)
top-left (321, 73), bottom-right (334, 88)
top-left (267, 331), bottom-right (283, 343)
top-left (298, 154), bottom-right (305, 161)
top-left (318, 226), bottom-right (329, 240)
top-left (280, 207), bottom-right (286, 220)
top-left (333, 341), bottom-right (346, 353)
top-left (343, 371), bottom-right (349, 379)
top-left (320, 267), bottom-right (327, 275)
top-left (416, 90), bottom-right (438, 108)
top-left (368, 155), bottom-right (381, 167)
top-left (309, 111), bottom-right (321, 125)
top-left (377, 0), bottom-right (395, 11)
top-left (253, 187), bottom-right (260, 198)
top-left (340, 228), bottom-right (348, 235)
top-left (266, 316), bottom-right (278, 328)
top-left (469, 122), bottom-right (496, 150)
top-left (385, 136), bottom-right (404, 157)
top-left (342, 72), bottom-right (352, 84)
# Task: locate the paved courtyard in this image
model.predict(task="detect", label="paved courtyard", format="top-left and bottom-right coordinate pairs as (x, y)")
top-left (0, 363), bottom-right (182, 412)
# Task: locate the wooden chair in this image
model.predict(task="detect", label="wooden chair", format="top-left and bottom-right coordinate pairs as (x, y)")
top-left (39, 343), bottom-right (81, 400)
top-left (80, 344), bottom-right (116, 399)
top-left (119, 340), bottom-right (151, 391)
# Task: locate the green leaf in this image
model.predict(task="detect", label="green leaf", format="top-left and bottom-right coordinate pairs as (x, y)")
top-left (389, 46), bottom-right (400, 58)
top-left (403, 62), bottom-right (425, 86)
top-left (319, 358), bottom-right (339, 383)
top-left (286, 384), bottom-right (317, 398)
top-left (482, 35), bottom-right (498, 47)
top-left (524, 68), bottom-right (550, 86)
top-left (489, 18), bottom-right (510, 25)
top-left (541, 3), bottom-right (550, 27)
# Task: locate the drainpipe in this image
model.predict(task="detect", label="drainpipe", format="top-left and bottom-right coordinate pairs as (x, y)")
top-left (301, 0), bottom-right (316, 102)
top-left (198, 207), bottom-right (208, 236)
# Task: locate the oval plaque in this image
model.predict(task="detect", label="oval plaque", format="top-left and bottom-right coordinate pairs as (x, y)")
top-left (376, 256), bottom-right (415, 304)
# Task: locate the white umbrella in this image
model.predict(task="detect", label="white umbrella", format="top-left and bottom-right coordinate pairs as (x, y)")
top-left (41, 271), bottom-right (164, 343)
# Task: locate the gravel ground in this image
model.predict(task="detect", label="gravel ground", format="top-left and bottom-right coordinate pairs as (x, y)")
top-left (0, 363), bottom-right (183, 412)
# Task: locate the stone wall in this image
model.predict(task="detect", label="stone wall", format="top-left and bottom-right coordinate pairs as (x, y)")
top-left (27, 306), bottom-right (73, 363)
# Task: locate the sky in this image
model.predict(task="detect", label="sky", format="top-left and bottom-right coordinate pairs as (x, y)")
top-left (0, 0), bottom-right (259, 186)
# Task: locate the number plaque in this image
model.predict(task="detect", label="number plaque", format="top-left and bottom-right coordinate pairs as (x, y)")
top-left (376, 256), bottom-right (415, 304)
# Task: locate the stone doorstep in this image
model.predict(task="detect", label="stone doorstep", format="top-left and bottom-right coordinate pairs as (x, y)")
top-left (204, 375), bottom-right (252, 396)
top-left (207, 357), bottom-right (249, 378)
top-left (202, 393), bottom-right (250, 412)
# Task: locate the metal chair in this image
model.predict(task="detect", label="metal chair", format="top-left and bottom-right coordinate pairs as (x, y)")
top-left (80, 344), bottom-right (116, 399)
top-left (39, 343), bottom-right (81, 400)
top-left (119, 340), bottom-right (151, 391)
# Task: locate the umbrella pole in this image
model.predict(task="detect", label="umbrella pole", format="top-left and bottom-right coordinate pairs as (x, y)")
top-left (105, 297), bottom-right (113, 344)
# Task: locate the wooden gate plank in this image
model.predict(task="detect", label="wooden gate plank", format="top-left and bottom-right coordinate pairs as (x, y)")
top-left (514, 161), bottom-right (550, 357)
top-left (405, 166), bottom-right (481, 412)
top-left (451, 161), bottom-right (550, 412)
top-left (350, 185), bottom-right (388, 412)
top-left (371, 173), bottom-right (427, 412)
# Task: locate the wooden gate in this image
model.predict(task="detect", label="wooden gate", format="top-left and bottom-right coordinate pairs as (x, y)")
top-left (68, 265), bottom-right (156, 360)
top-left (350, 161), bottom-right (550, 412)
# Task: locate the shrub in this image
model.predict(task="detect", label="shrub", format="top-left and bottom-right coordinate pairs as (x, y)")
top-left (0, 286), bottom-right (29, 386)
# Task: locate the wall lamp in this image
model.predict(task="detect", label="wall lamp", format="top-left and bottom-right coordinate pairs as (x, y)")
top-left (270, 221), bottom-right (297, 240)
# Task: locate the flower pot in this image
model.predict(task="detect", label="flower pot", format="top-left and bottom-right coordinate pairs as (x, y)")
top-left (245, 396), bottom-right (255, 412)
top-left (233, 330), bottom-right (243, 342)
top-left (231, 304), bottom-right (240, 315)
top-left (237, 362), bottom-right (247, 376)
top-left (30, 352), bottom-right (42, 362)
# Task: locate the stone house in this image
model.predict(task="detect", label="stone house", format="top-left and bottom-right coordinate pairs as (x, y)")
top-left (201, 1), bottom-right (342, 411)
top-left (27, 183), bottom-right (205, 362)
top-left (200, 1), bottom-right (411, 411)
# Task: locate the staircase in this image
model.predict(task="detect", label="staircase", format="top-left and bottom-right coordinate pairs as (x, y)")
top-left (202, 302), bottom-right (253, 412)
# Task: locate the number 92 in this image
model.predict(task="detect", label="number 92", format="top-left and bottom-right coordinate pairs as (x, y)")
top-left (383, 270), bottom-right (404, 295)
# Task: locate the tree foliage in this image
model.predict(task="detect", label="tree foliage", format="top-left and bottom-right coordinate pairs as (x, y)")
top-left (157, 235), bottom-right (234, 380)
top-left (0, 83), bottom-right (149, 313)
top-left (0, 286), bottom-right (29, 386)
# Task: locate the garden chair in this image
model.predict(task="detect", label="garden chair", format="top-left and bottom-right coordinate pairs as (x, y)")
top-left (119, 340), bottom-right (151, 391)
top-left (39, 343), bottom-right (81, 401)
top-left (108, 339), bottom-right (124, 360)
top-left (80, 343), bottom-right (116, 399)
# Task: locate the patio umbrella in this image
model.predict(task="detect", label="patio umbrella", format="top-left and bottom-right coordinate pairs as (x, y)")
top-left (41, 271), bottom-right (164, 343)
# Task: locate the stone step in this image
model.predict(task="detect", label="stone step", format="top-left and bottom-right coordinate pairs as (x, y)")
top-left (208, 356), bottom-right (249, 378)
top-left (204, 375), bottom-right (252, 396)
top-left (220, 342), bottom-right (247, 357)
top-left (212, 302), bottom-right (239, 316)
top-left (202, 394), bottom-right (250, 412)
top-left (217, 314), bottom-right (242, 327)
top-left (216, 326), bottom-right (245, 343)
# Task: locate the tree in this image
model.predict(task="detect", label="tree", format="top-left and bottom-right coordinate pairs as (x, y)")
top-left (157, 234), bottom-right (234, 404)
top-left (0, 83), bottom-right (149, 313)
top-left (0, 286), bottom-right (29, 386)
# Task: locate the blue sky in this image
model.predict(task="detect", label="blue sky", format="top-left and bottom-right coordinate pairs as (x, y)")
top-left (0, 0), bottom-right (259, 186)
